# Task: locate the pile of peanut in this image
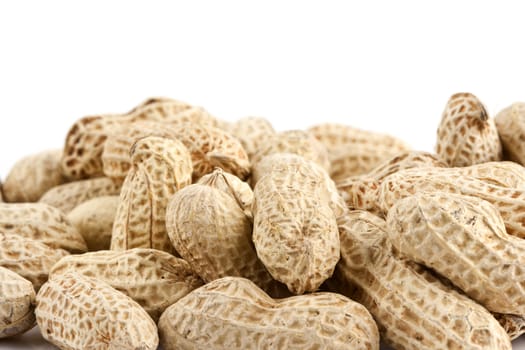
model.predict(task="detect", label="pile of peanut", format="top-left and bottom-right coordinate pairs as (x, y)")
top-left (1, 92), bottom-right (525, 349)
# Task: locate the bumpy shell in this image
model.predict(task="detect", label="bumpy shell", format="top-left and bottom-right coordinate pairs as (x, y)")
top-left (0, 181), bottom-right (3, 202)
top-left (158, 277), bottom-right (379, 350)
top-left (67, 196), bottom-right (119, 251)
top-left (49, 248), bottom-right (203, 322)
top-left (111, 136), bottom-right (192, 253)
top-left (251, 130), bottom-right (330, 173)
top-left (308, 123), bottom-right (410, 180)
top-left (0, 203), bottom-right (87, 253)
top-left (253, 157), bottom-right (340, 294)
top-left (494, 313), bottom-right (525, 340)
top-left (36, 272), bottom-right (158, 350)
top-left (3, 149), bottom-right (65, 203)
top-left (0, 233), bottom-right (69, 291)
top-left (166, 182), bottom-right (287, 297)
top-left (61, 97), bottom-right (195, 180)
top-left (379, 167), bottom-right (525, 237)
top-left (337, 151), bottom-right (446, 213)
top-left (436, 92), bottom-right (502, 166)
top-left (227, 117), bottom-right (276, 161)
top-left (39, 177), bottom-right (121, 214)
top-left (495, 102), bottom-right (525, 165)
top-left (334, 210), bottom-right (511, 350)
top-left (0, 267), bottom-right (36, 338)
top-left (386, 192), bottom-right (525, 314)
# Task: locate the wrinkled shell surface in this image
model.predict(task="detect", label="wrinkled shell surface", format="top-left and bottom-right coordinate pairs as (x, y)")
top-left (39, 177), bottom-right (121, 214)
top-left (49, 248), bottom-right (203, 322)
top-left (386, 192), bottom-right (525, 314)
top-left (494, 313), bottom-right (525, 340)
top-left (227, 116), bottom-right (276, 161)
top-left (3, 149), bottom-right (65, 203)
top-left (495, 102), bottom-right (525, 165)
top-left (253, 157), bottom-right (340, 294)
top-left (36, 272), bottom-right (158, 350)
top-left (0, 267), bottom-right (36, 338)
top-left (0, 202), bottom-right (87, 253)
top-left (158, 277), bottom-right (379, 350)
top-left (111, 136), bottom-right (192, 253)
top-left (436, 92), bottom-right (502, 166)
top-left (334, 210), bottom-right (511, 350)
top-left (0, 233), bottom-right (69, 291)
top-left (67, 196), bottom-right (119, 251)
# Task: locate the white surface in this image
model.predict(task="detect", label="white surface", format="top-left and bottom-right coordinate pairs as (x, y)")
top-left (1, 1), bottom-right (525, 348)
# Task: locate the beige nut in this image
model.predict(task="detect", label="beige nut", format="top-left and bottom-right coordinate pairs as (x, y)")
top-left (495, 102), bottom-right (525, 165)
top-left (36, 272), bottom-right (158, 350)
top-left (0, 267), bottom-right (36, 338)
top-left (334, 210), bottom-right (511, 350)
top-left (49, 248), bottom-right (203, 322)
top-left (67, 196), bottom-right (119, 251)
top-left (158, 277), bottom-right (379, 350)
top-left (226, 116), bottom-right (276, 161)
top-left (0, 233), bottom-right (69, 292)
top-left (436, 92), bottom-right (502, 166)
top-left (3, 149), bottom-right (65, 203)
top-left (111, 136), bottom-right (192, 253)
top-left (0, 202), bottom-right (87, 253)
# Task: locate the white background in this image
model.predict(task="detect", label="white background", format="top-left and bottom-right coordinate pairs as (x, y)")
top-left (1, 1), bottom-right (525, 349)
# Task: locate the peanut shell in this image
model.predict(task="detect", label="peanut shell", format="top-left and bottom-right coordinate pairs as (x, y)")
top-left (495, 102), bottom-right (525, 165)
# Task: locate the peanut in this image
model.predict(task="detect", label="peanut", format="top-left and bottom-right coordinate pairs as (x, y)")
top-left (334, 210), bottom-right (511, 350)
top-left (158, 276), bottom-right (379, 350)
top-left (36, 272), bottom-right (159, 350)
top-left (436, 92), bottom-right (502, 166)
top-left (495, 102), bottom-right (525, 165)
top-left (3, 149), bottom-right (65, 203)
top-left (0, 202), bottom-right (87, 253)
top-left (0, 233), bottom-right (69, 291)
top-left (226, 116), bottom-right (276, 161)
top-left (49, 248), bottom-right (203, 322)
top-left (0, 266), bottom-right (36, 338)
top-left (111, 136), bottom-right (192, 253)
top-left (67, 196), bottom-right (119, 251)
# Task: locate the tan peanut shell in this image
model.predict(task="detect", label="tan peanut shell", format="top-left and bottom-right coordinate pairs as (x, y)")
top-left (0, 233), bottom-right (69, 291)
top-left (379, 167), bottom-right (525, 237)
top-left (166, 179), bottom-right (288, 297)
top-left (36, 272), bottom-right (158, 350)
top-left (3, 149), bottom-right (65, 203)
top-left (0, 202), bottom-right (87, 253)
top-left (387, 192), bottom-right (525, 314)
top-left (251, 130), bottom-right (330, 172)
top-left (436, 92), bottom-right (502, 166)
top-left (226, 116), bottom-right (276, 161)
top-left (67, 196), bottom-right (119, 251)
top-left (494, 313), bottom-right (525, 340)
top-left (495, 102), bottom-right (525, 165)
top-left (39, 176), bottom-right (121, 214)
top-left (158, 277), bottom-right (379, 350)
top-left (0, 181), bottom-right (3, 202)
top-left (253, 156), bottom-right (340, 294)
top-left (0, 267), bottom-right (36, 338)
top-left (61, 97), bottom-right (197, 180)
top-left (308, 123), bottom-right (410, 180)
top-left (111, 136), bottom-right (192, 253)
top-left (49, 248), bottom-right (203, 322)
top-left (334, 210), bottom-right (512, 350)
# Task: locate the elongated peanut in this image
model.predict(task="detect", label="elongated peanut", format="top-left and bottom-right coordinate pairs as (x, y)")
top-left (379, 167), bottom-right (525, 237)
top-left (67, 196), bottom-right (119, 251)
top-left (111, 136), bottom-right (192, 253)
top-left (49, 248), bottom-right (203, 322)
top-left (253, 156), bottom-right (340, 294)
top-left (0, 267), bottom-right (36, 338)
top-left (39, 176), bottom-right (121, 213)
top-left (0, 233), bottom-right (69, 291)
top-left (158, 277), bottom-right (379, 350)
top-left (495, 102), bottom-right (525, 165)
top-left (436, 92), bottom-right (502, 166)
top-left (308, 123), bottom-right (410, 180)
top-left (334, 210), bottom-right (511, 350)
top-left (36, 272), bottom-right (158, 350)
top-left (0, 202), bottom-right (87, 253)
top-left (386, 192), bottom-right (525, 314)
top-left (226, 116), bottom-right (276, 161)
top-left (3, 149), bottom-right (65, 203)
